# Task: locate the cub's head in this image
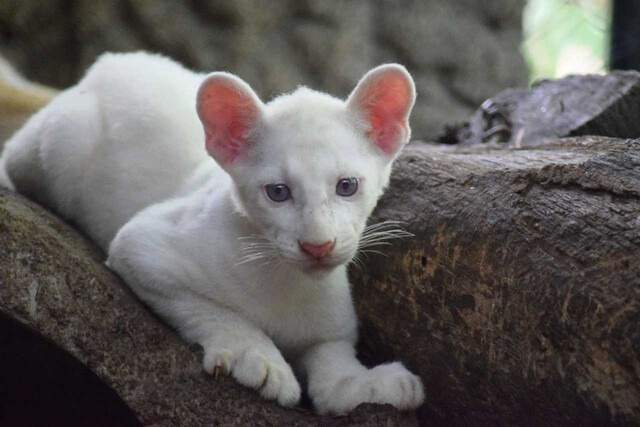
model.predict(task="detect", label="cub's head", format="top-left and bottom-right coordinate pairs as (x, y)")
top-left (196, 65), bottom-right (415, 276)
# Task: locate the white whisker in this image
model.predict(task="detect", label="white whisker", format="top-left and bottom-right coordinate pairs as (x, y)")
top-left (354, 220), bottom-right (413, 262)
top-left (237, 234), bottom-right (271, 241)
top-left (234, 233), bottom-right (281, 268)
top-left (360, 230), bottom-right (414, 240)
top-left (235, 253), bottom-right (270, 266)
top-left (358, 238), bottom-right (395, 246)
top-left (362, 220), bottom-right (407, 233)
top-left (359, 249), bottom-right (388, 257)
top-left (349, 252), bottom-right (365, 271)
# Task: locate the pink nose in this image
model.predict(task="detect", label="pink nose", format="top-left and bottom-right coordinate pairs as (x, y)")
top-left (300, 240), bottom-right (335, 259)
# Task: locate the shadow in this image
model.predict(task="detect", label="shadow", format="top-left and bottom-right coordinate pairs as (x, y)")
top-left (0, 311), bottom-right (141, 427)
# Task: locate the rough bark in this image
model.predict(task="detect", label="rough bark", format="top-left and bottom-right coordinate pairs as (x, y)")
top-left (351, 136), bottom-right (640, 426)
top-left (437, 71), bottom-right (640, 147)
top-left (0, 189), bottom-right (418, 426)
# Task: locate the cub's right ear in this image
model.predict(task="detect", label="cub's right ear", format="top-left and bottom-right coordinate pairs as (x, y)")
top-left (196, 73), bottom-right (264, 167)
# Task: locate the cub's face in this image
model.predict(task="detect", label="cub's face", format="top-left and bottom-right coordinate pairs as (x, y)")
top-left (196, 65), bottom-right (415, 275)
top-left (231, 94), bottom-right (393, 274)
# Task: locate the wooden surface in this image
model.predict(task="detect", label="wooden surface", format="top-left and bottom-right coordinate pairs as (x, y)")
top-left (438, 70), bottom-right (640, 147)
top-left (352, 136), bottom-right (640, 426)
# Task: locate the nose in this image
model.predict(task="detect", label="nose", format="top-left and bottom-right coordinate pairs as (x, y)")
top-left (300, 240), bottom-right (335, 259)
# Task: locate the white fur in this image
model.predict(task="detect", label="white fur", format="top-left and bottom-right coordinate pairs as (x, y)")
top-left (0, 52), bottom-right (424, 414)
top-left (0, 155), bottom-right (12, 190)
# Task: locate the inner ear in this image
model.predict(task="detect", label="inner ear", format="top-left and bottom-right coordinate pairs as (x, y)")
top-left (196, 73), bottom-right (264, 166)
top-left (347, 64), bottom-right (416, 156)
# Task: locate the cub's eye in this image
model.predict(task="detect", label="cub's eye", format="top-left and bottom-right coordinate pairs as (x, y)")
top-left (265, 184), bottom-right (291, 202)
top-left (336, 177), bottom-right (359, 197)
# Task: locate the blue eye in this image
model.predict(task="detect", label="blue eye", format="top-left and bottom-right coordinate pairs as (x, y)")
top-left (336, 177), bottom-right (359, 197)
top-left (265, 184), bottom-right (291, 202)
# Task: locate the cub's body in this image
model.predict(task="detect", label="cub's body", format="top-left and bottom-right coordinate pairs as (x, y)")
top-left (2, 53), bottom-right (208, 248)
top-left (0, 52), bottom-right (423, 414)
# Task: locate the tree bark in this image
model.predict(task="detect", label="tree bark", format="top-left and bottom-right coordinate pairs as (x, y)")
top-left (351, 135), bottom-right (640, 426)
top-left (437, 71), bottom-right (640, 147)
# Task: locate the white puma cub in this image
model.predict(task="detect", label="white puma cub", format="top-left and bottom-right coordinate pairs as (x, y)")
top-left (0, 52), bottom-right (424, 414)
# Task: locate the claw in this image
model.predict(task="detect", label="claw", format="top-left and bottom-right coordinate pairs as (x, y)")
top-left (213, 365), bottom-right (223, 379)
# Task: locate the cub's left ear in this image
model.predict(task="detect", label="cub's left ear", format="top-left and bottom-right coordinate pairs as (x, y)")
top-left (346, 64), bottom-right (416, 157)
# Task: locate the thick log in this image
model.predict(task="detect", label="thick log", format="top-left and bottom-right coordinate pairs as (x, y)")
top-left (0, 188), bottom-right (418, 426)
top-left (437, 71), bottom-right (640, 147)
top-left (351, 136), bottom-right (640, 425)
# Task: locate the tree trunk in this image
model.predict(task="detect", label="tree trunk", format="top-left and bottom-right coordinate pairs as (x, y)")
top-left (437, 71), bottom-right (640, 147)
top-left (351, 135), bottom-right (640, 426)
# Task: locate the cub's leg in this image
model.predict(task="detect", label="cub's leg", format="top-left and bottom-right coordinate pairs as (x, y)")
top-left (107, 213), bottom-right (301, 407)
top-left (299, 340), bottom-right (424, 414)
top-left (162, 294), bottom-right (301, 407)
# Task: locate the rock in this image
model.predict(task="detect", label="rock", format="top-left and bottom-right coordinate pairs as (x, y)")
top-left (0, 188), bottom-right (418, 426)
top-left (351, 135), bottom-right (640, 426)
top-left (0, 0), bottom-right (527, 140)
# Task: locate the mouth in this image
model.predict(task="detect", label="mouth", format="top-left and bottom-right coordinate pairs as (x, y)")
top-left (302, 258), bottom-right (339, 274)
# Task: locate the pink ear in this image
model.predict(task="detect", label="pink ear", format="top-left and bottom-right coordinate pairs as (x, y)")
top-left (196, 73), bottom-right (263, 165)
top-left (347, 64), bottom-right (416, 156)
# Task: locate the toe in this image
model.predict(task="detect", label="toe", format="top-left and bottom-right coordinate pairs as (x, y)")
top-left (276, 372), bottom-right (301, 407)
top-left (203, 349), bottom-right (232, 375)
top-left (232, 349), bottom-right (268, 389)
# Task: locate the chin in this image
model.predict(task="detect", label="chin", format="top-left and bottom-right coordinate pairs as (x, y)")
top-left (303, 265), bottom-right (335, 279)
top-left (301, 261), bottom-right (341, 279)
top-left (300, 259), bottom-right (348, 279)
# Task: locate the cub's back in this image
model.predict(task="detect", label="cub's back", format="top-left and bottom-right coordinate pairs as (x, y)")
top-left (2, 52), bottom-right (212, 250)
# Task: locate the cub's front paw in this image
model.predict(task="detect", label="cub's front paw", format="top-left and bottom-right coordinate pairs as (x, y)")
top-left (314, 362), bottom-right (424, 414)
top-left (203, 347), bottom-right (301, 407)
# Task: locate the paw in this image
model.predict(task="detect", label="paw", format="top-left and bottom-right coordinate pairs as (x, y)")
top-left (313, 362), bottom-right (424, 414)
top-left (204, 347), bottom-right (301, 407)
